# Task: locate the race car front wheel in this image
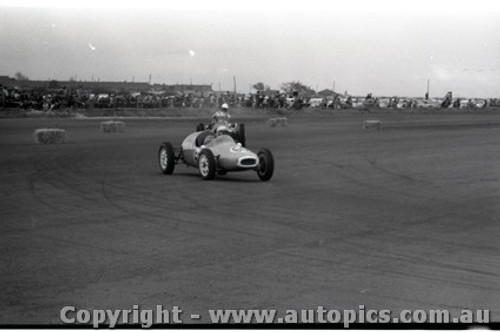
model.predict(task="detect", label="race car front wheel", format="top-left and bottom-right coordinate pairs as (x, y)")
top-left (256, 148), bottom-right (274, 181)
top-left (159, 142), bottom-right (175, 174)
top-left (198, 149), bottom-right (216, 180)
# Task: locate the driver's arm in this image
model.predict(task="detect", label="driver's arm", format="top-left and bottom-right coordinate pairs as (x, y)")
top-left (211, 113), bottom-right (218, 123)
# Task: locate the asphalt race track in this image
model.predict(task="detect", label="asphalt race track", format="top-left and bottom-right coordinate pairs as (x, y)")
top-left (1, 113), bottom-right (499, 325)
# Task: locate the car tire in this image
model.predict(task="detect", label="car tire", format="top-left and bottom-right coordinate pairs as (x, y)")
top-left (198, 149), bottom-right (216, 180)
top-left (196, 123), bottom-right (205, 132)
top-left (256, 148), bottom-right (274, 181)
top-left (238, 123), bottom-right (246, 147)
top-left (159, 142), bottom-right (175, 174)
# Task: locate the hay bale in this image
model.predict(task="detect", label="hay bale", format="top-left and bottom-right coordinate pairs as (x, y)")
top-left (26, 110), bottom-right (45, 118)
top-left (34, 128), bottom-right (66, 144)
top-left (73, 112), bottom-right (86, 118)
top-left (267, 117), bottom-right (288, 127)
top-left (363, 120), bottom-right (382, 130)
top-left (267, 118), bottom-right (277, 127)
top-left (276, 117), bottom-right (288, 127)
top-left (100, 121), bottom-right (125, 133)
top-left (27, 110), bottom-right (55, 118)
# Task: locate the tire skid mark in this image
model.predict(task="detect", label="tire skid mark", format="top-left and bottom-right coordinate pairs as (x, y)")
top-left (98, 171), bottom-right (311, 242)
top-left (22, 145), bottom-right (497, 263)
top-left (335, 237), bottom-right (500, 280)
top-left (27, 155), bottom-right (74, 214)
top-left (95, 170), bottom-right (294, 240)
top-left (364, 156), bottom-right (419, 183)
top-left (152, 176), bottom-right (341, 238)
top-left (26, 153), bottom-right (125, 230)
top-left (322, 156), bottom-right (433, 199)
top-left (270, 208), bottom-right (500, 291)
top-left (283, 263), bottom-right (486, 312)
top-left (28, 150), bottom-right (186, 216)
top-left (275, 156), bottom-right (429, 205)
top-left (42, 152), bottom-right (115, 207)
top-left (277, 247), bottom-right (500, 293)
top-left (22, 151), bottom-right (195, 234)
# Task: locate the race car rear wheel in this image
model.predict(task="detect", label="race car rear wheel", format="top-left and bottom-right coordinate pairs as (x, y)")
top-left (238, 123), bottom-right (246, 147)
top-left (198, 149), bottom-right (216, 180)
top-left (159, 142), bottom-right (175, 174)
top-left (256, 148), bottom-right (274, 181)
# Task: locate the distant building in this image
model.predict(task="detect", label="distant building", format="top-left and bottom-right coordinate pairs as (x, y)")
top-left (152, 84), bottom-right (214, 97)
top-left (317, 89), bottom-right (341, 98)
top-left (0, 76), bottom-right (213, 95)
top-left (0, 75), bottom-right (150, 91)
top-left (0, 76), bottom-right (18, 87)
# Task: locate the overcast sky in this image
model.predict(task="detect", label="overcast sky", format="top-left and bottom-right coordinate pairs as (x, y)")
top-left (1, 0), bottom-right (499, 97)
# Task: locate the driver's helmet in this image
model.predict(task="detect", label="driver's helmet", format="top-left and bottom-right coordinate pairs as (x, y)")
top-left (216, 125), bottom-right (230, 136)
top-left (221, 103), bottom-right (229, 111)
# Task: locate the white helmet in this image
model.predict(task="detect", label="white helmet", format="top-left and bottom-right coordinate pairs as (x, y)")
top-left (221, 103), bottom-right (229, 110)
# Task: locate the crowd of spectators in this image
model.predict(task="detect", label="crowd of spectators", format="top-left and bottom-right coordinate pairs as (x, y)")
top-left (0, 85), bottom-right (253, 111)
top-left (1, 84), bottom-right (499, 111)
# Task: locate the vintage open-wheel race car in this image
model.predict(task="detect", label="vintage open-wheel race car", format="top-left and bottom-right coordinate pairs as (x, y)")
top-left (158, 124), bottom-right (274, 181)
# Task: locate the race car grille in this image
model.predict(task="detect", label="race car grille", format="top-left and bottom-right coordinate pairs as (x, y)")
top-left (240, 158), bottom-right (257, 166)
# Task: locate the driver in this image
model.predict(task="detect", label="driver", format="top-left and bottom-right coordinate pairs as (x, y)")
top-left (202, 125), bottom-right (230, 145)
top-left (215, 125), bottom-right (230, 137)
top-left (210, 103), bottom-right (231, 130)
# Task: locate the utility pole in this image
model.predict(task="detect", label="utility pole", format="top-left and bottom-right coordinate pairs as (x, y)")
top-left (149, 74), bottom-right (152, 85)
top-left (233, 76), bottom-right (237, 95)
top-left (426, 79), bottom-right (430, 100)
